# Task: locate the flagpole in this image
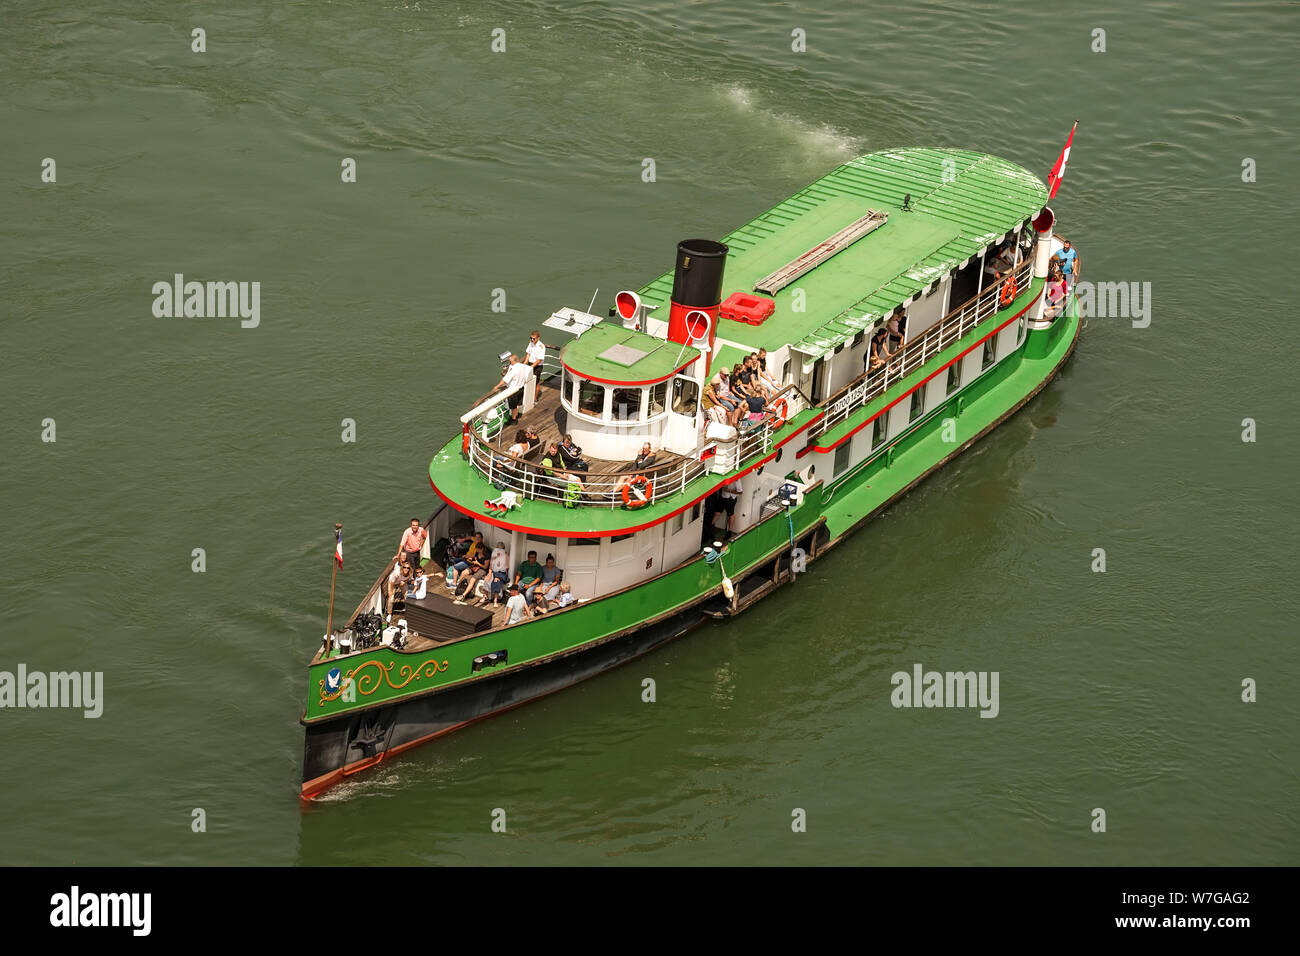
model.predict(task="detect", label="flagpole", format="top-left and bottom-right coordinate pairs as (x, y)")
top-left (326, 522), bottom-right (342, 639)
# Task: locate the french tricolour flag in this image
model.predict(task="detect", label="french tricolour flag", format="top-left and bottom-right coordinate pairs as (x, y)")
top-left (335, 529), bottom-right (343, 569)
top-left (1047, 122), bottom-right (1077, 199)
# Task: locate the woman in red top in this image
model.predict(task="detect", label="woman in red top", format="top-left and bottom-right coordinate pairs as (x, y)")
top-left (1044, 267), bottom-right (1069, 319)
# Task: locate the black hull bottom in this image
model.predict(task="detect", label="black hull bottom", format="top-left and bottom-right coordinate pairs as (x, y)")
top-left (301, 600), bottom-right (711, 796)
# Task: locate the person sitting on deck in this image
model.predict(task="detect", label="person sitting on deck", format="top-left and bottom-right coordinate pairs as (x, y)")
top-left (742, 393), bottom-right (767, 426)
top-left (514, 550), bottom-right (544, 600)
top-left (541, 442), bottom-right (585, 501)
top-left (633, 443), bottom-right (657, 470)
top-left (407, 565), bottom-right (429, 601)
top-left (558, 434), bottom-right (589, 472)
top-left (507, 429), bottom-right (529, 460)
top-left (1044, 266), bottom-right (1069, 319)
top-left (732, 359), bottom-right (758, 398)
top-left (985, 240), bottom-right (1015, 281)
top-left (505, 584), bottom-right (531, 625)
top-left (523, 426), bottom-right (541, 453)
top-left (749, 353), bottom-right (777, 396)
top-left (528, 554), bottom-right (563, 605)
top-left (497, 354), bottom-right (532, 424)
top-left (444, 532), bottom-right (473, 568)
top-left (451, 531), bottom-right (487, 590)
top-left (474, 541), bottom-right (511, 608)
top-left (701, 378), bottom-right (730, 426)
top-left (534, 580), bottom-right (574, 615)
top-left (709, 371), bottom-right (743, 427)
top-left (757, 348), bottom-right (779, 387)
top-left (395, 517), bottom-right (427, 570)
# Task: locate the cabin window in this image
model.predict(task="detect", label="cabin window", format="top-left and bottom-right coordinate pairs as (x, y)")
top-left (611, 533), bottom-right (634, 543)
top-left (833, 443), bottom-right (851, 477)
top-left (648, 381), bottom-right (668, 417)
top-left (1017, 315), bottom-right (1027, 345)
top-left (690, 502), bottom-right (701, 523)
top-left (670, 511), bottom-right (684, 535)
top-left (578, 379), bottom-right (606, 415)
top-left (611, 387), bottom-right (643, 421)
top-left (671, 377), bottom-right (699, 415)
top-left (573, 537), bottom-right (599, 547)
top-left (909, 389), bottom-right (925, 423)
top-left (872, 414), bottom-right (888, 450)
top-left (947, 361), bottom-right (961, 395)
top-left (981, 337), bottom-right (997, 370)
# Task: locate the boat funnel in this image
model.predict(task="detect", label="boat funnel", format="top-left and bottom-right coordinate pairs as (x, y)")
top-left (668, 239), bottom-right (728, 377)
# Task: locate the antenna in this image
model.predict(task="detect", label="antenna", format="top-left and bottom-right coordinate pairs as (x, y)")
top-left (587, 288), bottom-right (599, 316)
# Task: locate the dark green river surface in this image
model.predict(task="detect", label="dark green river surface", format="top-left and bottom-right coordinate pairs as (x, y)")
top-left (2, 0), bottom-right (1296, 865)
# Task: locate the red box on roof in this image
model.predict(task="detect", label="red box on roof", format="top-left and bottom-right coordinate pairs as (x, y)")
top-left (720, 291), bottom-right (776, 325)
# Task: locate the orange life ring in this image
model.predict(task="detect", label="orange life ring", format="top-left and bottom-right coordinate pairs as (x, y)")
top-left (999, 275), bottom-right (1017, 306)
top-left (621, 474), bottom-right (652, 508)
top-left (767, 398), bottom-right (789, 430)
top-left (461, 425), bottom-right (471, 455)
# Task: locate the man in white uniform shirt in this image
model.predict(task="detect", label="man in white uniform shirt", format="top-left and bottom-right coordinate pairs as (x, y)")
top-left (525, 330), bottom-right (547, 401)
top-left (498, 354), bottom-right (532, 424)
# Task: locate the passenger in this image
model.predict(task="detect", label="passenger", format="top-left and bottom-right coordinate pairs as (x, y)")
top-left (732, 359), bottom-right (757, 397)
top-left (497, 354), bottom-right (532, 424)
top-left (887, 308), bottom-right (905, 353)
top-left (1051, 239), bottom-right (1080, 288)
top-left (743, 393), bottom-right (767, 424)
top-left (388, 562), bottom-right (413, 616)
top-left (395, 518), bottom-right (427, 570)
top-left (754, 352), bottom-right (779, 393)
top-left (451, 531), bottom-right (487, 590)
top-left (386, 560), bottom-right (408, 616)
top-left (701, 378), bottom-right (730, 425)
top-left (475, 540), bottom-right (511, 607)
top-left (525, 330), bottom-right (547, 400)
top-left (1044, 267), bottom-right (1069, 319)
top-left (529, 554), bottom-right (563, 605)
top-left (535, 580), bottom-right (574, 615)
top-left (542, 442), bottom-right (585, 496)
top-left (407, 565), bottom-right (429, 601)
top-left (718, 477), bottom-right (743, 533)
top-left (514, 550), bottom-right (544, 600)
top-left (869, 327), bottom-right (888, 372)
top-left (634, 443), bottom-right (657, 470)
top-left (558, 433), bottom-right (589, 472)
top-left (507, 429), bottom-right (529, 459)
top-left (523, 426), bottom-right (541, 452)
top-left (710, 370), bottom-right (743, 427)
top-left (505, 584), bottom-right (531, 625)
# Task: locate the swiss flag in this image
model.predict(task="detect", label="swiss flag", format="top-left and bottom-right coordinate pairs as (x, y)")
top-left (1047, 122), bottom-right (1077, 199)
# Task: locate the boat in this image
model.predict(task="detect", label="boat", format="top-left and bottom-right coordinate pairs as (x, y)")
top-left (300, 146), bottom-right (1082, 798)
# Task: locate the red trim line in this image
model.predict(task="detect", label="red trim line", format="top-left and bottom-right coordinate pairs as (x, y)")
top-left (431, 413), bottom-right (824, 538)
top-left (559, 354), bottom-right (697, 387)
top-left (798, 291), bottom-right (1042, 457)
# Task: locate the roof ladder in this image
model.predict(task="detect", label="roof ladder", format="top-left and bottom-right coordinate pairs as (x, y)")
top-left (754, 210), bottom-right (888, 296)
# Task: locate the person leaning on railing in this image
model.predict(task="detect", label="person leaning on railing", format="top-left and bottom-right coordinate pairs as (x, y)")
top-left (1043, 266), bottom-right (1069, 319)
top-left (557, 433), bottom-right (589, 472)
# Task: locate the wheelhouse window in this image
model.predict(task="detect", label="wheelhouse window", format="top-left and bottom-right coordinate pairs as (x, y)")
top-left (909, 389), bottom-right (925, 423)
top-left (648, 381), bottom-right (668, 417)
top-left (947, 361), bottom-right (962, 395)
top-left (671, 377), bottom-right (699, 415)
top-left (578, 379), bottom-right (606, 415)
top-left (981, 337), bottom-right (996, 370)
top-left (611, 387), bottom-right (643, 421)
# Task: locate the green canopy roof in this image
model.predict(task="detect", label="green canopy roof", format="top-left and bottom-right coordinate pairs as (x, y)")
top-left (560, 323), bottom-right (696, 385)
top-left (636, 148), bottom-right (1048, 361)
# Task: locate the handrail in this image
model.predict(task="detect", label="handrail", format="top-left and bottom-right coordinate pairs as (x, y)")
top-left (810, 256), bottom-right (1034, 440)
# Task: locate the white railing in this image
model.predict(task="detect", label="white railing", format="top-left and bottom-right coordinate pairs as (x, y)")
top-left (813, 257), bottom-right (1034, 438)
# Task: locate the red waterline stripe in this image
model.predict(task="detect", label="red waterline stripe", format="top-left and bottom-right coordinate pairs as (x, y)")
top-left (797, 291), bottom-right (1042, 457)
top-left (432, 411), bottom-right (825, 537)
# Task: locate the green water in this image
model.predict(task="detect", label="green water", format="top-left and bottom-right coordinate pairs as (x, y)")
top-left (1, 0), bottom-right (1295, 865)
